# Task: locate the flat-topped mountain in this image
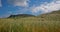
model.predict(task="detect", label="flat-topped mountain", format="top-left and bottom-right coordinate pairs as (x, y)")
top-left (8, 14), bottom-right (35, 18)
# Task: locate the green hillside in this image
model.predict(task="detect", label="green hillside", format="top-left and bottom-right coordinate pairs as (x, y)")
top-left (38, 11), bottom-right (60, 21)
top-left (0, 10), bottom-right (60, 32)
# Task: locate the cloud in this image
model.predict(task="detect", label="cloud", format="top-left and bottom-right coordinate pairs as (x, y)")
top-left (32, 0), bottom-right (60, 14)
top-left (7, 0), bottom-right (29, 7)
top-left (0, 0), bottom-right (2, 7)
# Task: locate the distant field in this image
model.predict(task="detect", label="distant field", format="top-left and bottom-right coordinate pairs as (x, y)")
top-left (0, 16), bottom-right (60, 32)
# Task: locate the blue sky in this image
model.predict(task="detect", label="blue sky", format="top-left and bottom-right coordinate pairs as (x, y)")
top-left (0, 0), bottom-right (60, 18)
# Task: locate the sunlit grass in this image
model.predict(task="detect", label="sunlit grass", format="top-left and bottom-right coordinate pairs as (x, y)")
top-left (0, 17), bottom-right (60, 32)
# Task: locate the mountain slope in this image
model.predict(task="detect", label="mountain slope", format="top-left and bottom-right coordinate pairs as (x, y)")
top-left (38, 10), bottom-right (60, 21)
top-left (8, 14), bottom-right (35, 18)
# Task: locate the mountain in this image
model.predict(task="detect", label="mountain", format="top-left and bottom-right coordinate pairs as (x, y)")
top-left (8, 14), bottom-right (35, 18)
top-left (6, 10), bottom-right (60, 21)
top-left (8, 10), bottom-right (60, 20)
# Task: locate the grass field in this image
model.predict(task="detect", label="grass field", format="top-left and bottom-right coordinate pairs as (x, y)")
top-left (0, 11), bottom-right (60, 32)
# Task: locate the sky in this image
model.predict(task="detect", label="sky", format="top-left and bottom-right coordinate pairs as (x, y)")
top-left (0, 0), bottom-right (60, 18)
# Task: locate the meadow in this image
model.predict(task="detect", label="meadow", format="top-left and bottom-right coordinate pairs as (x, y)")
top-left (0, 11), bottom-right (60, 32)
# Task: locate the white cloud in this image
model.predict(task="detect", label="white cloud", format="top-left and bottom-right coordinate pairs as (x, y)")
top-left (32, 0), bottom-right (60, 14)
top-left (0, 0), bottom-right (2, 7)
top-left (7, 0), bottom-right (29, 7)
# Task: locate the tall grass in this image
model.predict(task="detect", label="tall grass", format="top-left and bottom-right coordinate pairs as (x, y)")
top-left (0, 17), bottom-right (60, 32)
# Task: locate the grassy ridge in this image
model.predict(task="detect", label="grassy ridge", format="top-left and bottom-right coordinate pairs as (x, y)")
top-left (0, 11), bottom-right (60, 32)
